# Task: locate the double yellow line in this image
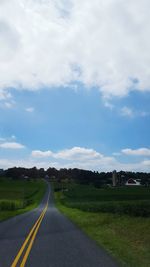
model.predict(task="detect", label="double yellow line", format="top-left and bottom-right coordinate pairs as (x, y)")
top-left (11, 196), bottom-right (49, 267)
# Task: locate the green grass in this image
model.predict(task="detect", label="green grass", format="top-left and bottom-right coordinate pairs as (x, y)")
top-left (0, 178), bottom-right (46, 221)
top-left (54, 183), bottom-right (150, 267)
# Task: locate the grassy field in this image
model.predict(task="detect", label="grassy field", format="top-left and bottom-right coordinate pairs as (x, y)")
top-left (54, 183), bottom-right (150, 267)
top-left (0, 178), bottom-right (46, 221)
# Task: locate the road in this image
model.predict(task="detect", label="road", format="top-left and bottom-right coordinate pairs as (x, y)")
top-left (0, 183), bottom-right (119, 267)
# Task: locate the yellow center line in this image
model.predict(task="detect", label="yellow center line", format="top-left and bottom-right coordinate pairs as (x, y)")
top-left (20, 207), bottom-right (47, 267)
top-left (11, 194), bottom-right (49, 267)
top-left (11, 209), bottom-right (45, 267)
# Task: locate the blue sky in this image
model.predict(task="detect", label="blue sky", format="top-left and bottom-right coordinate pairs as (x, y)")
top-left (0, 86), bottom-right (150, 171)
top-left (0, 0), bottom-right (150, 171)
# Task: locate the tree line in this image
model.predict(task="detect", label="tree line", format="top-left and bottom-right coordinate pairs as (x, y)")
top-left (0, 167), bottom-right (150, 186)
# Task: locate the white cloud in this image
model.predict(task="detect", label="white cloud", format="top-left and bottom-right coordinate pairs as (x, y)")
top-left (4, 102), bottom-right (13, 108)
top-left (0, 90), bottom-right (12, 100)
top-left (31, 146), bottom-right (150, 172)
top-left (31, 146), bottom-right (116, 170)
top-left (122, 148), bottom-right (150, 156)
top-left (4, 100), bottom-right (16, 109)
top-left (0, 135), bottom-right (16, 142)
top-left (0, 158), bottom-right (57, 170)
top-left (31, 150), bottom-right (53, 158)
top-left (121, 106), bottom-right (134, 118)
top-left (142, 160), bottom-right (150, 166)
top-left (0, 0), bottom-right (150, 98)
top-left (1, 154), bottom-right (150, 172)
top-left (0, 146), bottom-right (150, 171)
top-left (0, 142), bottom-right (25, 149)
top-left (54, 147), bottom-right (102, 160)
top-left (120, 106), bottom-right (149, 118)
top-left (32, 147), bottom-right (103, 161)
top-left (112, 152), bottom-right (121, 156)
top-left (25, 107), bottom-right (34, 112)
top-left (104, 101), bottom-right (114, 110)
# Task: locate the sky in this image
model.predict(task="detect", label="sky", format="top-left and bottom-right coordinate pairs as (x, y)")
top-left (0, 0), bottom-right (150, 172)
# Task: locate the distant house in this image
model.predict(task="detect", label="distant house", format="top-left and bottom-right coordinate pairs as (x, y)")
top-left (125, 178), bottom-right (141, 186)
top-left (21, 174), bottom-right (30, 180)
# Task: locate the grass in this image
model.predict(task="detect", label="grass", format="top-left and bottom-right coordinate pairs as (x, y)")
top-left (0, 178), bottom-right (46, 221)
top-left (54, 183), bottom-right (150, 267)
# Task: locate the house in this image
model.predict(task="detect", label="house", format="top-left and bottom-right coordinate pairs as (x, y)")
top-left (125, 178), bottom-right (141, 186)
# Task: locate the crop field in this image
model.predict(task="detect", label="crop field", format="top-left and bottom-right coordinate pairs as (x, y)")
top-left (0, 178), bottom-right (46, 221)
top-left (54, 183), bottom-right (150, 266)
top-left (56, 184), bottom-right (150, 217)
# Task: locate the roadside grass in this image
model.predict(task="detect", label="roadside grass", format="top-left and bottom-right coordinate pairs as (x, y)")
top-left (0, 178), bottom-right (46, 221)
top-left (54, 184), bottom-right (150, 267)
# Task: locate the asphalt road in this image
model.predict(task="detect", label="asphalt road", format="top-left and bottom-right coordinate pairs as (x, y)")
top-left (0, 183), bottom-right (119, 267)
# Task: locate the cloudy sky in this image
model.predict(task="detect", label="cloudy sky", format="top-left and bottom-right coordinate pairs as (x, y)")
top-left (0, 0), bottom-right (150, 172)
